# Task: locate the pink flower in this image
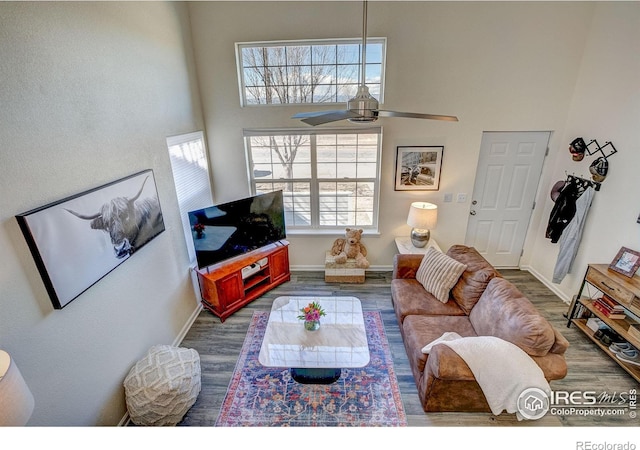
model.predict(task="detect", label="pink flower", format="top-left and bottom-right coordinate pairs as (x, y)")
top-left (297, 301), bottom-right (326, 321)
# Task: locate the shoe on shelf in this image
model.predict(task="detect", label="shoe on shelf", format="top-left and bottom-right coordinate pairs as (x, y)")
top-left (615, 349), bottom-right (640, 367)
top-left (609, 342), bottom-right (634, 354)
top-left (599, 329), bottom-right (624, 346)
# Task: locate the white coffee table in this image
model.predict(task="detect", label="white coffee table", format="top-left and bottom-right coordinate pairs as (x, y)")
top-left (258, 296), bottom-right (370, 384)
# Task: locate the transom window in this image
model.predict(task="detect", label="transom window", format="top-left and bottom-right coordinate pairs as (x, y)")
top-left (244, 128), bottom-right (381, 232)
top-left (236, 38), bottom-right (386, 106)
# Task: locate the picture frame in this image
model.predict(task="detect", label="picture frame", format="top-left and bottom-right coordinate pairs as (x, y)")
top-left (394, 146), bottom-right (443, 191)
top-left (608, 246), bottom-right (640, 278)
top-left (15, 170), bottom-right (165, 309)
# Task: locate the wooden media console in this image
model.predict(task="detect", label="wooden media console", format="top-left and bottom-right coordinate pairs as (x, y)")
top-left (196, 240), bottom-right (290, 322)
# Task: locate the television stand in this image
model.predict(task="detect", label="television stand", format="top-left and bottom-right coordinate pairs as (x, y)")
top-left (195, 240), bottom-right (290, 322)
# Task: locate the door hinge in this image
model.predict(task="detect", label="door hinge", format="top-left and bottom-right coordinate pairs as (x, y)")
top-left (521, 249), bottom-right (524, 257)
top-left (532, 201), bottom-right (536, 210)
top-left (545, 147), bottom-right (549, 156)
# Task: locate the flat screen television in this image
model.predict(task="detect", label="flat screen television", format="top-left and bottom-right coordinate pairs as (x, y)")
top-left (188, 191), bottom-right (286, 270)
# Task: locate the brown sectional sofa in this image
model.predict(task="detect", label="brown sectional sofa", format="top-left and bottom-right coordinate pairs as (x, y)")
top-left (391, 245), bottom-right (569, 412)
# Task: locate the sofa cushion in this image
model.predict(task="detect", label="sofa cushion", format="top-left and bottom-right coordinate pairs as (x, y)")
top-left (391, 279), bottom-right (466, 323)
top-left (416, 247), bottom-right (467, 303)
top-left (446, 245), bottom-right (501, 314)
top-left (402, 315), bottom-right (477, 376)
top-left (469, 277), bottom-right (555, 357)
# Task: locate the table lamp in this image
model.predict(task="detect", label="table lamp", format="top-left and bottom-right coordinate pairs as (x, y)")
top-left (0, 350), bottom-right (35, 426)
top-left (407, 202), bottom-right (438, 248)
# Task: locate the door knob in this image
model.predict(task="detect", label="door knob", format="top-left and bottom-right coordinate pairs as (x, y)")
top-left (472, 200), bottom-right (477, 205)
top-left (470, 210), bottom-right (476, 215)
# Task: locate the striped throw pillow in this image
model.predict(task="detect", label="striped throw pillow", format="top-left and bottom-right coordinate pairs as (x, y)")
top-left (416, 246), bottom-right (467, 303)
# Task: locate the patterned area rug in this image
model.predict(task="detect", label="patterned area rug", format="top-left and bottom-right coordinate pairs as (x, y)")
top-left (215, 311), bottom-right (407, 426)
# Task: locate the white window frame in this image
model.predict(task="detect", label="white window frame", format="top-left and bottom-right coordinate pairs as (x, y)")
top-left (244, 127), bottom-right (382, 234)
top-left (235, 38), bottom-right (386, 107)
top-left (166, 131), bottom-right (213, 265)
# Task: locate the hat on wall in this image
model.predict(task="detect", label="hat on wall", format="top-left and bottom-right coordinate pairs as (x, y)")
top-left (550, 180), bottom-right (566, 202)
top-left (589, 157), bottom-right (608, 182)
top-left (569, 137), bottom-right (587, 161)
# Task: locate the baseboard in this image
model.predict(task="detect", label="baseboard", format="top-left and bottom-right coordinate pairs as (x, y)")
top-left (520, 264), bottom-right (571, 304)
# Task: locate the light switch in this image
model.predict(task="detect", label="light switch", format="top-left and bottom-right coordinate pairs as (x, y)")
top-left (457, 193), bottom-right (467, 203)
top-left (444, 193), bottom-right (453, 203)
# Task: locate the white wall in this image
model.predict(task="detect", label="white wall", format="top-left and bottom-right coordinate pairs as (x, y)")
top-left (187, 1), bottom-right (595, 269)
top-left (523, 2), bottom-right (640, 302)
top-left (0, 2), bottom-right (204, 425)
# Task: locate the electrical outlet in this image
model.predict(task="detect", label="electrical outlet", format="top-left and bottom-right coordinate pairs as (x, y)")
top-left (457, 193), bottom-right (467, 203)
top-left (444, 193), bottom-right (453, 203)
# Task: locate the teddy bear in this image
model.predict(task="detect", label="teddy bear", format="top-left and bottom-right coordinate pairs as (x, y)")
top-left (330, 228), bottom-right (370, 269)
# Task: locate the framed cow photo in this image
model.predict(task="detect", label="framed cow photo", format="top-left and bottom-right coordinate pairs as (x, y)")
top-left (16, 170), bottom-right (165, 309)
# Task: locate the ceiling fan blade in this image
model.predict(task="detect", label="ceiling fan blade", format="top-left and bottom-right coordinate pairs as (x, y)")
top-left (376, 110), bottom-right (459, 122)
top-left (292, 110), bottom-right (362, 126)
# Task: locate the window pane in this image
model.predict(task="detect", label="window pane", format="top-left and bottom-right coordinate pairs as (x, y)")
top-left (311, 84), bottom-right (336, 104)
top-left (365, 64), bottom-right (381, 84)
top-left (337, 64), bottom-right (359, 84)
top-left (336, 44), bottom-right (360, 64)
top-left (358, 146), bottom-right (378, 162)
top-left (317, 163), bottom-right (337, 178)
top-left (317, 145), bottom-right (336, 162)
top-left (286, 46), bottom-right (311, 66)
top-left (337, 147), bottom-right (356, 162)
top-left (337, 163), bottom-right (356, 178)
top-left (356, 162), bottom-right (376, 178)
top-left (365, 44), bottom-right (382, 63)
top-left (291, 164), bottom-right (311, 178)
top-left (312, 45), bottom-right (336, 64)
top-left (337, 84), bottom-right (358, 102)
top-left (317, 134), bottom-right (336, 146)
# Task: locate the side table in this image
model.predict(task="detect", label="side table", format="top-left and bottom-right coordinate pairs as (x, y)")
top-left (394, 236), bottom-right (441, 254)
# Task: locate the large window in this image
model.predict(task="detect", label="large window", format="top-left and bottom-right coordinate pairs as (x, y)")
top-left (236, 38), bottom-right (386, 106)
top-left (244, 128), bottom-right (381, 232)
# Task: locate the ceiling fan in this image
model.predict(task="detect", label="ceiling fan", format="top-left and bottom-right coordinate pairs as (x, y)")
top-left (292, 0), bottom-right (459, 126)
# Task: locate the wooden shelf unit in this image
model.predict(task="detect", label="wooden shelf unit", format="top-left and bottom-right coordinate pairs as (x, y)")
top-left (196, 240), bottom-right (290, 322)
top-left (567, 264), bottom-right (640, 383)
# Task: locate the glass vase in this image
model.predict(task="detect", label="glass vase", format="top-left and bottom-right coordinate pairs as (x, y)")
top-left (304, 319), bottom-right (320, 331)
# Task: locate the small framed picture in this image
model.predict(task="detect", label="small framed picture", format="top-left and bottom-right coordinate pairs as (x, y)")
top-left (608, 247), bottom-right (640, 278)
top-left (394, 146), bottom-right (443, 191)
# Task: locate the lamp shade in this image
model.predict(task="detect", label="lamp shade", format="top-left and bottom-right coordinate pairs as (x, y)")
top-left (407, 202), bottom-right (438, 230)
top-left (0, 350), bottom-right (35, 426)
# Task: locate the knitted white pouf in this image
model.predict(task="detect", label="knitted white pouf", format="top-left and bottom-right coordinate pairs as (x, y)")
top-left (124, 345), bottom-right (201, 426)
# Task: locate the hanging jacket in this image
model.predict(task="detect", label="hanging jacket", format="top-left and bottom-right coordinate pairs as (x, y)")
top-left (546, 181), bottom-right (579, 243)
top-left (552, 186), bottom-right (594, 283)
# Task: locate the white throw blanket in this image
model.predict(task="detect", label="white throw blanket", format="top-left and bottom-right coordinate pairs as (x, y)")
top-left (422, 332), bottom-right (550, 420)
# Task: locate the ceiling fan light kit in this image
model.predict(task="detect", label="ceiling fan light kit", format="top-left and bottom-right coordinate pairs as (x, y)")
top-left (292, 1), bottom-right (459, 126)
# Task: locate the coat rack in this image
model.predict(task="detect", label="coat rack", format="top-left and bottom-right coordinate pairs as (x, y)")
top-left (586, 139), bottom-right (618, 160)
top-left (569, 137), bottom-right (618, 185)
top-left (566, 173), bottom-right (601, 192)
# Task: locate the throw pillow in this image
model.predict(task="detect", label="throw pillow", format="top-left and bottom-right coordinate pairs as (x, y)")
top-left (446, 245), bottom-right (501, 314)
top-left (416, 246), bottom-right (468, 303)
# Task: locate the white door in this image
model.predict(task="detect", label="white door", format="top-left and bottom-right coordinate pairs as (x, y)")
top-left (464, 131), bottom-right (550, 268)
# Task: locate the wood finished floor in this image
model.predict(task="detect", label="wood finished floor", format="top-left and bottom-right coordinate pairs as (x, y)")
top-left (178, 270), bottom-right (639, 427)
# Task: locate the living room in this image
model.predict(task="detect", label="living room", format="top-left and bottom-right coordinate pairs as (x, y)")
top-left (1, 0), bottom-right (638, 441)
